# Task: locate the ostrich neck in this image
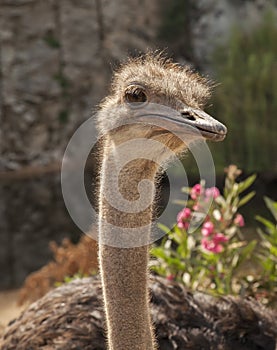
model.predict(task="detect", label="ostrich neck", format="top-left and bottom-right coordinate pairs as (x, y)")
top-left (99, 137), bottom-right (158, 350)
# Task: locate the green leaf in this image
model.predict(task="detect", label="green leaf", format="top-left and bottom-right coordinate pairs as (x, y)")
top-left (269, 245), bottom-right (277, 257)
top-left (171, 226), bottom-right (187, 244)
top-left (231, 253), bottom-right (240, 268)
top-left (151, 247), bottom-right (168, 260)
top-left (237, 174), bottom-right (257, 194)
top-left (264, 196), bottom-right (277, 221)
top-left (260, 258), bottom-right (274, 272)
top-left (177, 241), bottom-right (189, 258)
top-left (150, 265), bottom-right (166, 276)
top-left (255, 215), bottom-right (276, 231)
top-left (238, 191), bottom-right (256, 207)
top-left (181, 186), bottom-right (191, 194)
top-left (173, 200), bottom-right (187, 206)
top-left (157, 223), bottom-right (171, 234)
top-left (238, 240), bottom-right (257, 265)
top-left (166, 257), bottom-right (186, 270)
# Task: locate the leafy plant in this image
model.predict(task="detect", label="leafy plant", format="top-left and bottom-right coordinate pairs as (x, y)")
top-left (209, 10), bottom-right (277, 172)
top-left (55, 272), bottom-right (89, 287)
top-left (253, 197), bottom-right (277, 305)
top-left (151, 165), bottom-right (257, 296)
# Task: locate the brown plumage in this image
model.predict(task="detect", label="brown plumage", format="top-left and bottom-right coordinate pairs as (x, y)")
top-left (1, 275), bottom-right (276, 350)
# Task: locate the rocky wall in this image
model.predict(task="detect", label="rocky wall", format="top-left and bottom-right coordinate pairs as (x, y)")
top-left (0, 0), bottom-right (161, 288)
top-left (0, 172), bottom-right (75, 288)
top-left (0, 0), bottom-right (274, 288)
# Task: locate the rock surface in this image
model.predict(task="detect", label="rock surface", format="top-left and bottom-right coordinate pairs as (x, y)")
top-left (0, 0), bottom-right (275, 288)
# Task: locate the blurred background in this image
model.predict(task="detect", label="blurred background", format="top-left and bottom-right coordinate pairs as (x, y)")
top-left (0, 0), bottom-right (276, 295)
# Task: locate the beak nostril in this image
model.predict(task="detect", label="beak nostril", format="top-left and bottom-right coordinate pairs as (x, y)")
top-left (181, 111), bottom-right (196, 121)
top-left (218, 124), bottom-right (227, 134)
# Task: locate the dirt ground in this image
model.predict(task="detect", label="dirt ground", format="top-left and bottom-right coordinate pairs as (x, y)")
top-left (0, 289), bottom-right (25, 336)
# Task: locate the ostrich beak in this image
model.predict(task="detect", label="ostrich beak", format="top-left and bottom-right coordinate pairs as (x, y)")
top-left (146, 107), bottom-right (227, 142)
top-left (177, 107), bottom-right (227, 142)
top-left (134, 104), bottom-right (227, 142)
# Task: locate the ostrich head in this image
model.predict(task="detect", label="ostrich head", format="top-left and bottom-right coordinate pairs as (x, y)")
top-left (97, 53), bottom-right (227, 161)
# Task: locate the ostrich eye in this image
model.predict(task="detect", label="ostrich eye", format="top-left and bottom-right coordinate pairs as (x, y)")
top-left (125, 88), bottom-right (147, 104)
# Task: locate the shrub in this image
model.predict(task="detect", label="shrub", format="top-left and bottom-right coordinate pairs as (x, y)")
top-left (151, 165), bottom-right (277, 306)
top-left (151, 165), bottom-right (257, 296)
top-left (19, 234), bottom-right (98, 305)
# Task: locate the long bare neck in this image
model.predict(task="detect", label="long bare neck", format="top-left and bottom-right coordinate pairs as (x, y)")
top-left (99, 136), bottom-right (157, 350)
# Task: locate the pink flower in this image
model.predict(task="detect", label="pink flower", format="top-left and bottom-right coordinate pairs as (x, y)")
top-left (177, 221), bottom-right (189, 230)
top-left (201, 221), bottom-right (214, 237)
top-left (205, 187), bottom-right (220, 199)
top-left (212, 244), bottom-right (223, 254)
top-left (234, 214), bottom-right (245, 227)
top-left (177, 208), bottom-right (191, 229)
top-left (177, 208), bottom-right (191, 221)
top-left (190, 184), bottom-right (202, 200)
top-left (193, 204), bottom-right (201, 211)
top-left (213, 233), bottom-right (229, 244)
top-left (201, 231), bottom-right (228, 254)
top-left (201, 238), bottom-right (223, 254)
top-left (166, 274), bottom-right (175, 281)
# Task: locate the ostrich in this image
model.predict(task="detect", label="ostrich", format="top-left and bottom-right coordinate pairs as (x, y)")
top-left (1, 54), bottom-right (276, 350)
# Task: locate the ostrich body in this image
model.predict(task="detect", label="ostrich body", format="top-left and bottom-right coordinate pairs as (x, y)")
top-left (1, 275), bottom-right (277, 350)
top-left (1, 54), bottom-right (276, 350)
